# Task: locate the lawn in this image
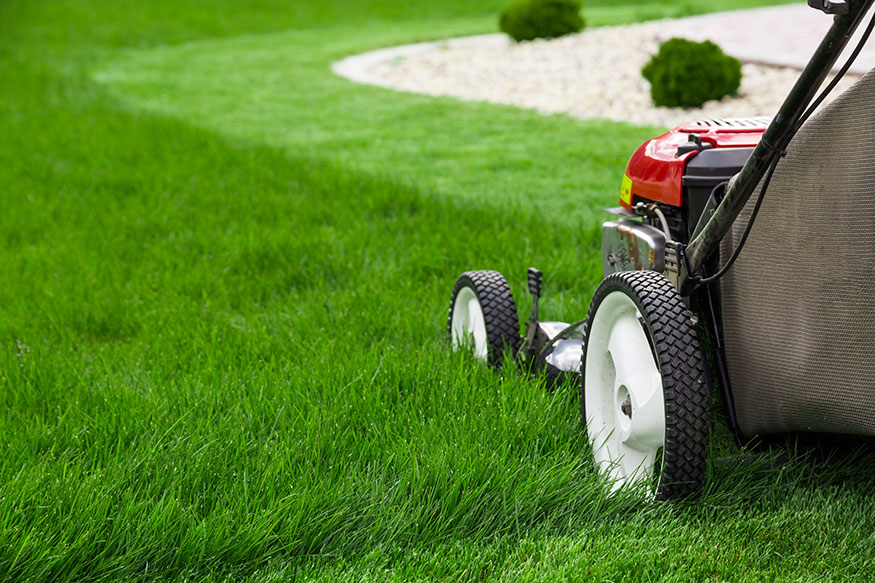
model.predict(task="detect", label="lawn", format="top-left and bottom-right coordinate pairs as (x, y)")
top-left (3, 0), bottom-right (875, 581)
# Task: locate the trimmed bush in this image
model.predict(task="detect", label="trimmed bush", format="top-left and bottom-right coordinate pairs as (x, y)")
top-left (642, 38), bottom-right (743, 108)
top-left (499, 0), bottom-right (584, 42)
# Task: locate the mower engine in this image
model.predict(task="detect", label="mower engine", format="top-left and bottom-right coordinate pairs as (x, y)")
top-left (603, 117), bottom-right (768, 276)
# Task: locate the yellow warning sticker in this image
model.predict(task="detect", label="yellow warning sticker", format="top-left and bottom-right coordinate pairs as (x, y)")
top-left (620, 174), bottom-right (633, 205)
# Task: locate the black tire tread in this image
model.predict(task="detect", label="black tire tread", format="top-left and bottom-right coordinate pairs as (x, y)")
top-left (581, 270), bottom-right (709, 500)
top-left (448, 270), bottom-right (522, 368)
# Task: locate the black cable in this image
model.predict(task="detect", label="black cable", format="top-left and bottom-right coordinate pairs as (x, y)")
top-left (691, 156), bottom-right (781, 284)
top-left (691, 6), bottom-right (875, 286)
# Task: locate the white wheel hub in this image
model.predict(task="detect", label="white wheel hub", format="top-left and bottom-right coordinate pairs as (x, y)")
top-left (584, 291), bottom-right (666, 492)
top-left (451, 287), bottom-right (488, 362)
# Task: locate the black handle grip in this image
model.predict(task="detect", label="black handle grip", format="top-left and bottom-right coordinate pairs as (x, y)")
top-left (808, 0), bottom-right (849, 14)
top-left (527, 267), bottom-right (542, 296)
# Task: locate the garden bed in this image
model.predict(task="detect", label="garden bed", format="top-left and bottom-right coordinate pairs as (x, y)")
top-left (334, 19), bottom-right (859, 127)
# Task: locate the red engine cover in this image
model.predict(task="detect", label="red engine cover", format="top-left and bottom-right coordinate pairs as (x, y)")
top-left (620, 118), bottom-right (768, 210)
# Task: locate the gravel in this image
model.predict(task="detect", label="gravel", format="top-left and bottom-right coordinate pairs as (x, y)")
top-left (333, 20), bottom-right (860, 128)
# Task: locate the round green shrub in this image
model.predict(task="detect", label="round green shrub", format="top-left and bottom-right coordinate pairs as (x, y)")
top-left (641, 38), bottom-right (743, 108)
top-left (499, 0), bottom-right (584, 42)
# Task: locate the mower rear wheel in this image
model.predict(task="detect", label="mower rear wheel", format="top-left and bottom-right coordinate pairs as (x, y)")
top-left (448, 270), bottom-right (521, 368)
top-left (582, 271), bottom-right (709, 500)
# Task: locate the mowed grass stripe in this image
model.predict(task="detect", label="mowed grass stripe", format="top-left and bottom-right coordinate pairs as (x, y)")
top-left (93, 22), bottom-right (661, 231)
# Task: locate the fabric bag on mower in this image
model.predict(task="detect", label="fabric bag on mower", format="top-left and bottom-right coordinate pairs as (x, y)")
top-left (720, 67), bottom-right (875, 438)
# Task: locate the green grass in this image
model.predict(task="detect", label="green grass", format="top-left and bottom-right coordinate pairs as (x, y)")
top-left (4, 0), bottom-right (875, 581)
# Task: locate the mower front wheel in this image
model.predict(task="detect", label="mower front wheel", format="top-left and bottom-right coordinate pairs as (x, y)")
top-left (582, 271), bottom-right (709, 500)
top-left (448, 270), bottom-right (521, 368)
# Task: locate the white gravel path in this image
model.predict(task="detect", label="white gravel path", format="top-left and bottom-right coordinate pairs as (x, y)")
top-left (333, 14), bottom-right (862, 127)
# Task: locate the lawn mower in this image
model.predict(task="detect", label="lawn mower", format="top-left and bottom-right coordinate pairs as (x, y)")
top-left (447, 0), bottom-right (875, 500)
